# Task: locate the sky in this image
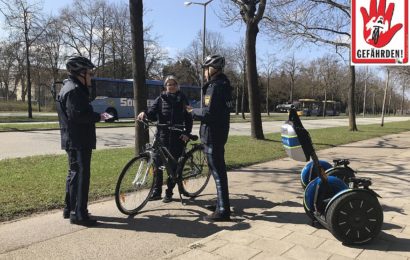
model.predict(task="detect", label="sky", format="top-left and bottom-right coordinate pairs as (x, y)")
top-left (0, 0), bottom-right (332, 64)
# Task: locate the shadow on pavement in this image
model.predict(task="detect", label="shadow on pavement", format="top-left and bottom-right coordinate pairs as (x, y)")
top-left (91, 192), bottom-right (276, 238)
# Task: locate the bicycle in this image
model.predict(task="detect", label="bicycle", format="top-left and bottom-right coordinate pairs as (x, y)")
top-left (115, 120), bottom-right (211, 215)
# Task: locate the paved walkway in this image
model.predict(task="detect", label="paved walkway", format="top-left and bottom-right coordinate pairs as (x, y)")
top-left (164, 132), bottom-right (410, 260)
top-left (1, 132), bottom-right (410, 259)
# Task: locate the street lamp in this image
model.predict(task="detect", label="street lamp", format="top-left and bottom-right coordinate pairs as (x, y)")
top-left (184, 0), bottom-right (214, 108)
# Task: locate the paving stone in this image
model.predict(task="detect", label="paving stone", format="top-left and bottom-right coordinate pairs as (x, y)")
top-left (317, 240), bottom-right (363, 259)
top-left (215, 230), bottom-right (261, 246)
top-left (357, 250), bottom-right (408, 260)
top-left (249, 220), bottom-right (284, 229)
top-left (249, 237), bottom-right (294, 255)
top-left (312, 229), bottom-right (337, 241)
top-left (282, 245), bottom-right (331, 260)
top-left (391, 215), bottom-right (410, 226)
top-left (402, 226), bottom-right (410, 235)
top-left (280, 223), bottom-right (318, 235)
top-left (328, 254), bottom-right (355, 260)
top-left (172, 249), bottom-right (225, 260)
top-left (198, 238), bottom-right (230, 253)
top-left (248, 225), bottom-right (293, 240)
top-left (161, 247), bottom-right (191, 259)
top-left (251, 252), bottom-right (293, 260)
top-left (282, 232), bottom-right (326, 249)
top-left (213, 243), bottom-right (261, 260)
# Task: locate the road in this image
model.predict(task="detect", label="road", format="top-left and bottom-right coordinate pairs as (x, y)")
top-left (0, 116), bottom-right (409, 160)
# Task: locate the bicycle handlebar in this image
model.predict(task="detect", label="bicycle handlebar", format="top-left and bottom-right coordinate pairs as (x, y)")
top-left (137, 119), bottom-right (198, 141)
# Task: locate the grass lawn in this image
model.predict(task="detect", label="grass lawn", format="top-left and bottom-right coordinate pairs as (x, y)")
top-left (0, 120), bottom-right (410, 222)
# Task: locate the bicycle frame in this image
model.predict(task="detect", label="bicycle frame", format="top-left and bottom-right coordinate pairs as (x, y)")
top-left (139, 120), bottom-right (196, 203)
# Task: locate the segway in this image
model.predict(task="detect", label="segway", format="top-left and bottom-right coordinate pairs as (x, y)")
top-left (281, 107), bottom-right (383, 244)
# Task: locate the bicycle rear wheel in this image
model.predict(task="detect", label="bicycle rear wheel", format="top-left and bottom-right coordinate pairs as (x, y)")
top-left (115, 153), bottom-right (155, 215)
top-left (179, 144), bottom-right (211, 197)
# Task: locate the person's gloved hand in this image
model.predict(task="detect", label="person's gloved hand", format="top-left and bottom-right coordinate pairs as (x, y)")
top-left (136, 112), bottom-right (146, 121)
top-left (180, 134), bottom-right (190, 142)
top-left (100, 112), bottom-right (114, 121)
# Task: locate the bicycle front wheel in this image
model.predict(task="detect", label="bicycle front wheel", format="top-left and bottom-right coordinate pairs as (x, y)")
top-left (180, 144), bottom-right (211, 197)
top-left (115, 153), bottom-right (156, 215)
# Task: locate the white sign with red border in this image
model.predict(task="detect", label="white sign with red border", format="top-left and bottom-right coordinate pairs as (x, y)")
top-left (352, 0), bottom-right (408, 65)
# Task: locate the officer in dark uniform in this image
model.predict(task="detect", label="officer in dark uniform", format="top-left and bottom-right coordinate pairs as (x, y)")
top-left (57, 56), bottom-right (111, 226)
top-left (191, 54), bottom-right (233, 221)
top-left (137, 75), bottom-right (193, 203)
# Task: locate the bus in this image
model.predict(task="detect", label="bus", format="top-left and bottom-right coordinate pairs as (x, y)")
top-left (90, 77), bottom-right (201, 121)
top-left (296, 99), bottom-right (341, 116)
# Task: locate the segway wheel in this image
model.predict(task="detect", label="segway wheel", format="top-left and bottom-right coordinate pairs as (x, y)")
top-left (326, 190), bottom-right (383, 244)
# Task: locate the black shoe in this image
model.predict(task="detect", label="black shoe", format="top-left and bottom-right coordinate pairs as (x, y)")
top-left (70, 215), bottom-right (98, 226)
top-left (63, 209), bottom-right (70, 219)
top-left (203, 211), bottom-right (231, 222)
top-left (149, 194), bottom-right (162, 201)
top-left (162, 195), bottom-right (172, 203)
top-left (205, 205), bottom-right (216, 212)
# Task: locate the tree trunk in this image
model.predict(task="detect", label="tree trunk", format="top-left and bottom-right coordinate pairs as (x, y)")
top-left (241, 70), bottom-right (246, 119)
top-left (266, 76), bottom-right (270, 116)
top-left (348, 65), bottom-right (358, 131)
top-left (401, 85), bottom-right (405, 115)
top-left (235, 78), bottom-right (239, 115)
top-left (363, 66), bottom-right (368, 117)
top-left (245, 22), bottom-right (264, 139)
top-left (381, 69), bottom-right (389, 127)
top-left (387, 86), bottom-right (392, 116)
top-left (290, 78), bottom-right (294, 103)
top-left (323, 88), bottom-right (327, 117)
top-left (25, 45), bottom-right (33, 118)
top-left (129, 0), bottom-right (148, 155)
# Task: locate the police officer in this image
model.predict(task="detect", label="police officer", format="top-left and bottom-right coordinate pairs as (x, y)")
top-left (137, 75), bottom-right (193, 203)
top-left (57, 56), bottom-right (111, 226)
top-left (191, 54), bottom-right (233, 221)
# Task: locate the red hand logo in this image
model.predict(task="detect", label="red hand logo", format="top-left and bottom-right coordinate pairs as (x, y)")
top-left (360, 0), bottom-right (403, 48)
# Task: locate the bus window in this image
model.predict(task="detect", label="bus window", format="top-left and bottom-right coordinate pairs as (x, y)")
top-left (96, 81), bottom-right (119, 97)
top-left (147, 84), bottom-right (162, 99)
top-left (118, 82), bottom-right (133, 98)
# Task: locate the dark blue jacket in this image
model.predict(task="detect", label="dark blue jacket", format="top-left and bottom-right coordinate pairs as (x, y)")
top-left (56, 76), bottom-right (100, 150)
top-left (192, 73), bottom-right (233, 145)
top-left (146, 91), bottom-right (193, 142)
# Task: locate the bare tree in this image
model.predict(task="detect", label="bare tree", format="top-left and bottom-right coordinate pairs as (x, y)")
top-left (180, 30), bottom-right (228, 87)
top-left (0, 0), bottom-right (49, 118)
top-left (60, 0), bottom-right (104, 60)
top-left (129, 0), bottom-right (148, 154)
top-left (231, 39), bottom-right (247, 118)
top-left (260, 53), bottom-right (275, 115)
top-left (283, 54), bottom-right (298, 103)
top-left (381, 69), bottom-right (389, 126)
top-left (0, 40), bottom-right (20, 100)
top-left (220, 0), bottom-right (267, 139)
top-left (265, 0), bottom-right (358, 131)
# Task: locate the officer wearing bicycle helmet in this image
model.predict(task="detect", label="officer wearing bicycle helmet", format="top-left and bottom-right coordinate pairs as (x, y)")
top-left (57, 55), bottom-right (110, 226)
top-left (190, 54), bottom-right (233, 221)
top-left (137, 75), bottom-right (193, 203)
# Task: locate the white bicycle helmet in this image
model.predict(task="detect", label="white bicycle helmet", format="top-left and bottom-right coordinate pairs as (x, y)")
top-left (202, 54), bottom-right (225, 69)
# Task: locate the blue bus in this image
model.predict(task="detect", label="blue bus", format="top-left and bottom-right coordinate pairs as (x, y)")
top-left (90, 77), bottom-right (200, 121)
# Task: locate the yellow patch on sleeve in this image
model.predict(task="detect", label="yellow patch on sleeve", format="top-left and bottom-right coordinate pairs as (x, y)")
top-left (204, 95), bottom-right (211, 106)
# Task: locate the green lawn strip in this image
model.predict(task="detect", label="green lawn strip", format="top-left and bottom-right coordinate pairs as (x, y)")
top-left (0, 121), bottom-right (135, 132)
top-left (0, 116), bottom-right (59, 123)
top-left (1, 120), bottom-right (409, 222)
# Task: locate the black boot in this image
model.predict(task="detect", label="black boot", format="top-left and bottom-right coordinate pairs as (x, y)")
top-left (203, 211), bottom-right (230, 222)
